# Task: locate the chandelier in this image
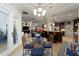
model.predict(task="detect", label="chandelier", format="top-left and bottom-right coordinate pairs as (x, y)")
top-left (33, 7), bottom-right (46, 17)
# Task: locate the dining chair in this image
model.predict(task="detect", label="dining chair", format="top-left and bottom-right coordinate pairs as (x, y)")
top-left (44, 41), bottom-right (52, 56)
top-left (22, 34), bottom-right (32, 56)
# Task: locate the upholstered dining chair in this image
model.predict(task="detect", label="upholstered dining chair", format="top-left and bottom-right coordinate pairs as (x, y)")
top-left (44, 41), bottom-right (53, 56)
top-left (22, 33), bottom-right (32, 56)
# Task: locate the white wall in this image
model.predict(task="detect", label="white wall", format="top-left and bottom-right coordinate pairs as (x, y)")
top-left (0, 4), bottom-right (22, 56)
top-left (44, 22), bottom-right (52, 31)
top-left (65, 21), bottom-right (73, 37)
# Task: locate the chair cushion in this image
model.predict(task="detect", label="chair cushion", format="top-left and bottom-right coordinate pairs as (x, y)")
top-left (44, 43), bottom-right (52, 48)
top-left (31, 48), bottom-right (44, 56)
top-left (24, 44), bottom-right (32, 49)
top-left (66, 48), bottom-right (75, 56)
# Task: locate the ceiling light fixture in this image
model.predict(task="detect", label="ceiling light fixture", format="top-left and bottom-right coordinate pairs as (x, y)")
top-left (33, 8), bottom-right (46, 17)
top-left (38, 14), bottom-right (41, 17)
top-left (33, 9), bottom-right (37, 16)
top-left (42, 10), bottom-right (46, 16)
top-left (38, 7), bottom-right (42, 12)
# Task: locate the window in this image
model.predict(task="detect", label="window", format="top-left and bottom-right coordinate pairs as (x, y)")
top-left (0, 9), bottom-right (8, 54)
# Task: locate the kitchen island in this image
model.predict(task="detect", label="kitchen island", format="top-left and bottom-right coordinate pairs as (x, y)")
top-left (41, 31), bottom-right (63, 43)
